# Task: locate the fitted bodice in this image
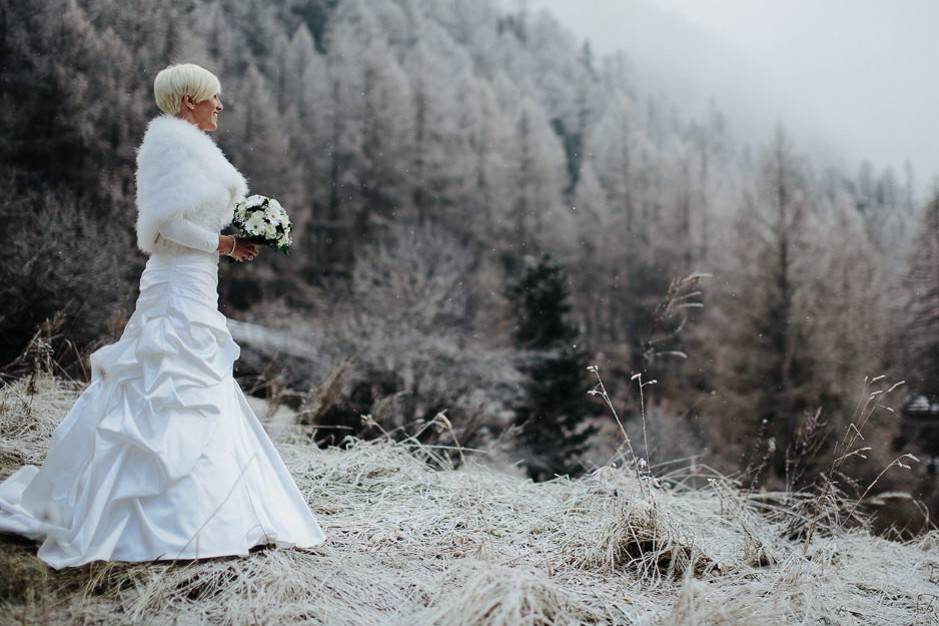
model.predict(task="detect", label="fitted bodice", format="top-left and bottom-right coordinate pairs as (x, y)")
top-left (151, 209), bottom-right (228, 258)
top-left (152, 233), bottom-right (220, 257)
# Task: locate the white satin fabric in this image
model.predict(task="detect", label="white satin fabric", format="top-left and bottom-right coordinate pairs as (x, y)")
top-left (0, 248), bottom-right (326, 569)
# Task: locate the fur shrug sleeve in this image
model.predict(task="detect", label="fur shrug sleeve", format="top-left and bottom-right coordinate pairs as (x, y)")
top-left (134, 114), bottom-right (249, 255)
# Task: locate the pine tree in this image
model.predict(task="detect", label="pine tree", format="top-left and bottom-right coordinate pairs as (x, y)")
top-left (508, 253), bottom-right (601, 482)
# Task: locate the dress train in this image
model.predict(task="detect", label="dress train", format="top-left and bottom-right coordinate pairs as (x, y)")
top-left (0, 249), bottom-right (326, 569)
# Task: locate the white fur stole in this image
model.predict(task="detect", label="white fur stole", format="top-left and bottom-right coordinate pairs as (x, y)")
top-left (134, 114), bottom-right (249, 255)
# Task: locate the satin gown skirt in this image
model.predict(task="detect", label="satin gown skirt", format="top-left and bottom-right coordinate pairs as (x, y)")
top-left (0, 250), bottom-right (326, 569)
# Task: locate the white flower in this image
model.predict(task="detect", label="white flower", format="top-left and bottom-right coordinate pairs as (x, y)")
top-left (264, 206), bottom-right (282, 226)
top-left (245, 212), bottom-right (267, 235)
top-left (245, 194), bottom-right (266, 208)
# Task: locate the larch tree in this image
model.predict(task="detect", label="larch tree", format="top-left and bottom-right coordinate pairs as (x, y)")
top-left (902, 187), bottom-right (939, 396)
top-left (504, 97), bottom-right (566, 271)
top-left (587, 93), bottom-right (664, 371)
top-left (567, 160), bottom-right (613, 342)
top-left (716, 124), bottom-right (820, 480)
top-left (278, 24), bottom-right (330, 254)
top-left (452, 70), bottom-right (513, 247)
top-left (225, 63), bottom-right (294, 199)
top-left (401, 25), bottom-right (467, 226)
top-left (810, 191), bottom-right (889, 418)
top-left (327, 0), bottom-right (413, 244)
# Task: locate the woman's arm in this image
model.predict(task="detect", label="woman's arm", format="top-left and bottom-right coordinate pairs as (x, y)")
top-left (158, 218), bottom-right (233, 254)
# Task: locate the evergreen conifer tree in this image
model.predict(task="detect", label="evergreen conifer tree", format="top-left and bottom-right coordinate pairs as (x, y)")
top-left (508, 253), bottom-right (601, 481)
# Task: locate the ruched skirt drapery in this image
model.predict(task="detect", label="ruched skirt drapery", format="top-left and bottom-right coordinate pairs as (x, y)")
top-left (0, 250), bottom-right (325, 569)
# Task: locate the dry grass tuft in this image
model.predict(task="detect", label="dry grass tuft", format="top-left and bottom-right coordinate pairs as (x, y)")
top-left (401, 559), bottom-right (606, 626)
top-left (576, 499), bottom-right (716, 580)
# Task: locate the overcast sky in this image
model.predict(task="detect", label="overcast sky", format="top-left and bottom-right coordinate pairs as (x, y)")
top-left (523, 0), bottom-right (939, 198)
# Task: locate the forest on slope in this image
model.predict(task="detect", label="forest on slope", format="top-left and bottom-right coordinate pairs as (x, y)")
top-left (1, 0), bottom-right (937, 528)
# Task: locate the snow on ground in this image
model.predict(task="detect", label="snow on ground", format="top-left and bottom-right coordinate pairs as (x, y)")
top-left (1, 374), bottom-right (937, 625)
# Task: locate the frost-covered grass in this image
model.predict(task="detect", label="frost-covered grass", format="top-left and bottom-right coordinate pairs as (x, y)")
top-left (1, 373), bottom-right (938, 625)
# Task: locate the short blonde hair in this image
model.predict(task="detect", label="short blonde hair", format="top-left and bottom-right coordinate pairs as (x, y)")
top-left (153, 63), bottom-right (222, 116)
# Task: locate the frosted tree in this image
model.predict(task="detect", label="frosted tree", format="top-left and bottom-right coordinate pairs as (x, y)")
top-left (212, 63), bottom-right (303, 308)
top-left (902, 187), bottom-right (939, 395)
top-left (223, 64), bottom-right (294, 198)
top-left (281, 0), bottom-right (338, 52)
top-left (401, 23), bottom-right (468, 225)
top-left (356, 39), bottom-right (413, 232)
top-left (585, 93), bottom-right (662, 368)
top-left (660, 136), bottom-right (698, 273)
top-left (325, 1), bottom-right (413, 244)
top-left (447, 69), bottom-right (516, 336)
top-left (452, 70), bottom-right (513, 245)
top-left (566, 161), bottom-right (614, 340)
top-left (100, 0), bottom-right (199, 75)
top-left (364, 0), bottom-right (411, 47)
top-left (684, 101), bottom-right (735, 267)
top-left (427, 0), bottom-right (502, 69)
top-left (588, 94), bottom-right (642, 261)
top-left (903, 159), bottom-right (917, 211)
top-left (715, 125), bottom-right (821, 479)
top-left (190, 0), bottom-right (242, 76)
top-left (88, 26), bottom-right (141, 206)
top-left (231, 0), bottom-right (283, 73)
top-left (277, 24), bottom-right (331, 250)
top-left (281, 23), bottom-right (325, 115)
top-left (307, 6), bottom-right (394, 276)
top-left (810, 192), bottom-right (889, 412)
top-left (504, 97), bottom-right (566, 267)
top-left (2, 0), bottom-right (143, 207)
top-left (856, 159), bottom-right (876, 211)
top-left (560, 42), bottom-right (602, 199)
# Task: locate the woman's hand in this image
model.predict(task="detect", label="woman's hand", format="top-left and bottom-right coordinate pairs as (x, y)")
top-left (219, 235), bottom-right (260, 262)
top-left (231, 237), bottom-right (260, 262)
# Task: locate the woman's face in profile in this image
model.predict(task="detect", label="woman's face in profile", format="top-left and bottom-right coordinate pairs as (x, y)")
top-left (182, 93), bottom-right (223, 132)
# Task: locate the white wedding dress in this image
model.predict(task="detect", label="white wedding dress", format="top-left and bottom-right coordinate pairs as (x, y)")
top-left (0, 225), bottom-right (326, 569)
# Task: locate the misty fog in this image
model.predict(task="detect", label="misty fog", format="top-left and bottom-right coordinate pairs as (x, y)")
top-left (524, 0), bottom-right (939, 199)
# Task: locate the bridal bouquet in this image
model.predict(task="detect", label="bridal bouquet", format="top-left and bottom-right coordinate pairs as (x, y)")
top-left (231, 194), bottom-right (293, 255)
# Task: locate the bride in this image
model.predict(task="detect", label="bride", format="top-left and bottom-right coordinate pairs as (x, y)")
top-left (0, 63), bottom-right (326, 569)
